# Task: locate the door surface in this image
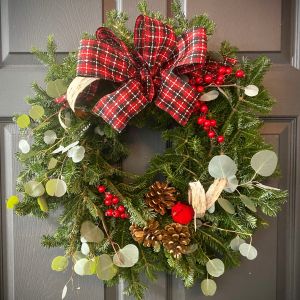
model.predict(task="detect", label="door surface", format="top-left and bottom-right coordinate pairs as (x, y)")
top-left (1, 1), bottom-right (300, 300)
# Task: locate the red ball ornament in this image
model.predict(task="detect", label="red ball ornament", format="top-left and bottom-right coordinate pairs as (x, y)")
top-left (204, 74), bottom-right (213, 84)
top-left (196, 85), bottom-right (204, 93)
top-left (235, 69), bottom-right (245, 78)
top-left (200, 104), bottom-right (208, 113)
top-left (217, 135), bottom-right (225, 143)
top-left (97, 185), bottom-right (106, 193)
top-left (171, 202), bottom-right (194, 225)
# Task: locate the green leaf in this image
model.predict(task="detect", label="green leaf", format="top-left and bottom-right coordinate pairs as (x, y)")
top-left (218, 197), bottom-right (235, 214)
top-left (96, 254), bottom-right (118, 281)
top-left (80, 221), bottom-right (104, 243)
top-left (51, 256), bottom-right (68, 272)
top-left (16, 114), bottom-right (30, 128)
top-left (6, 195), bottom-right (19, 209)
top-left (201, 279), bottom-right (217, 296)
top-left (46, 79), bottom-right (67, 98)
top-left (250, 150), bottom-right (278, 176)
top-left (240, 195), bottom-right (257, 212)
top-left (113, 244), bottom-right (139, 268)
top-left (208, 155), bottom-right (237, 179)
top-left (206, 258), bottom-right (225, 277)
top-left (29, 105), bottom-right (44, 120)
top-left (45, 179), bottom-right (67, 197)
top-left (24, 181), bottom-right (45, 197)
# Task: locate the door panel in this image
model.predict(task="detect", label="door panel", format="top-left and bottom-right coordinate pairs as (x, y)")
top-left (1, 1), bottom-right (300, 300)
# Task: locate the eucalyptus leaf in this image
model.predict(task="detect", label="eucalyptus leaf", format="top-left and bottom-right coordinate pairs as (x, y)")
top-left (244, 85), bottom-right (259, 97)
top-left (29, 105), bottom-right (44, 120)
top-left (67, 145), bottom-right (85, 163)
top-left (96, 254), bottom-right (118, 281)
top-left (46, 79), bottom-right (68, 98)
top-left (240, 195), bottom-right (257, 212)
top-left (80, 221), bottom-right (104, 243)
top-left (72, 251), bottom-right (86, 263)
top-left (230, 236), bottom-right (246, 251)
top-left (16, 114), bottom-right (30, 129)
top-left (200, 90), bottom-right (219, 102)
top-left (81, 242), bottom-right (90, 256)
top-left (62, 141), bottom-right (79, 153)
top-left (51, 256), bottom-right (68, 272)
top-left (46, 179), bottom-right (67, 197)
top-left (37, 197), bottom-right (48, 212)
top-left (218, 198), bottom-right (235, 214)
top-left (44, 130), bottom-right (57, 145)
top-left (224, 175), bottom-right (238, 193)
top-left (250, 150), bottom-right (278, 176)
top-left (24, 181), bottom-right (45, 197)
top-left (113, 244), bottom-right (139, 268)
top-left (62, 285), bottom-right (68, 300)
top-left (48, 158), bottom-right (58, 170)
top-left (18, 139), bottom-right (30, 154)
top-left (239, 243), bottom-right (257, 260)
top-left (201, 279), bottom-right (217, 296)
top-left (206, 258), bottom-right (225, 277)
top-left (208, 155), bottom-right (237, 179)
top-left (74, 258), bottom-right (95, 275)
top-left (6, 195), bottom-right (19, 209)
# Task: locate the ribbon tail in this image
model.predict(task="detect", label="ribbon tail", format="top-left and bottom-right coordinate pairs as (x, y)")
top-left (92, 79), bottom-right (150, 132)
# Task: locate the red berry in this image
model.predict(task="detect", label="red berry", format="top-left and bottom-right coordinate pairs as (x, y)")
top-left (204, 120), bottom-right (211, 127)
top-left (104, 199), bottom-right (112, 206)
top-left (204, 74), bottom-right (213, 84)
top-left (208, 130), bottom-right (215, 138)
top-left (226, 67), bottom-right (233, 74)
top-left (203, 126), bottom-right (210, 131)
top-left (194, 101), bottom-right (202, 110)
top-left (200, 104), bottom-right (208, 113)
top-left (105, 209), bottom-right (113, 217)
top-left (112, 196), bottom-right (119, 205)
top-left (235, 69), bottom-right (245, 78)
top-left (112, 210), bottom-right (120, 218)
top-left (195, 76), bottom-right (203, 84)
top-left (196, 85), bottom-right (204, 93)
top-left (210, 119), bottom-right (217, 127)
top-left (97, 185), bottom-right (106, 193)
top-left (218, 66), bottom-right (226, 75)
top-left (217, 135), bottom-right (225, 143)
top-left (215, 80), bottom-right (223, 85)
top-left (105, 193), bottom-right (113, 201)
top-left (117, 205), bottom-right (125, 213)
top-left (197, 116), bottom-right (206, 125)
top-left (189, 78), bottom-right (196, 85)
top-left (217, 75), bottom-right (224, 82)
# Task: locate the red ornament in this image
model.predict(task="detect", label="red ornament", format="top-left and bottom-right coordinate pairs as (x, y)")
top-left (196, 85), bottom-right (204, 93)
top-left (204, 74), bottom-right (213, 84)
top-left (217, 135), bottom-right (225, 143)
top-left (235, 69), bottom-right (245, 78)
top-left (112, 196), bottom-right (119, 205)
top-left (171, 202), bottom-right (194, 225)
top-left (97, 185), bottom-right (106, 193)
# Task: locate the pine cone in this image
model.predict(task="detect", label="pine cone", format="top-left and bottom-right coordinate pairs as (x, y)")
top-left (130, 220), bottom-right (163, 248)
top-left (162, 223), bottom-right (191, 259)
top-left (145, 181), bottom-right (177, 215)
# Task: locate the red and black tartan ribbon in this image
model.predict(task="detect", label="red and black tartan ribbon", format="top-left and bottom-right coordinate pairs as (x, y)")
top-left (75, 15), bottom-right (207, 132)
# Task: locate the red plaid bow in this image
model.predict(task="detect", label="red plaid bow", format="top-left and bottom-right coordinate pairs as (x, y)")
top-left (75, 15), bottom-right (207, 132)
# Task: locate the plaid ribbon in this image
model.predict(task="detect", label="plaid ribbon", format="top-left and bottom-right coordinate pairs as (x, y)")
top-left (75, 15), bottom-right (207, 132)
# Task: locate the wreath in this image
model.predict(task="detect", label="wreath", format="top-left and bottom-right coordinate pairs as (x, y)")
top-left (7, 1), bottom-right (287, 299)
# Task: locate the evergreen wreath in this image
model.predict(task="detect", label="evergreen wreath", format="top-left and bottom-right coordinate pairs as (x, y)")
top-left (7, 1), bottom-right (287, 299)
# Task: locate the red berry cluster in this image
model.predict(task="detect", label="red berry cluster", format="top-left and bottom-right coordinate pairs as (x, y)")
top-left (97, 185), bottom-right (129, 219)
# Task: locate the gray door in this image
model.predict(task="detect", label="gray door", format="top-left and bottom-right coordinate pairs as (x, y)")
top-left (1, 1), bottom-right (300, 300)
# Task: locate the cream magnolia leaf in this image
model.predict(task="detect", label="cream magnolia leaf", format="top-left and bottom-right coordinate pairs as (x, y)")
top-left (206, 178), bottom-right (227, 209)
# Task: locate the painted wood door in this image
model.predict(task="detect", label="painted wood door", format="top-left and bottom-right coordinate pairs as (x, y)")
top-left (1, 1), bottom-right (299, 299)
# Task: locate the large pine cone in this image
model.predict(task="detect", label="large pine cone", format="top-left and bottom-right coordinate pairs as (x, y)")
top-left (130, 220), bottom-right (163, 248)
top-left (145, 181), bottom-right (177, 215)
top-left (162, 223), bottom-right (191, 259)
